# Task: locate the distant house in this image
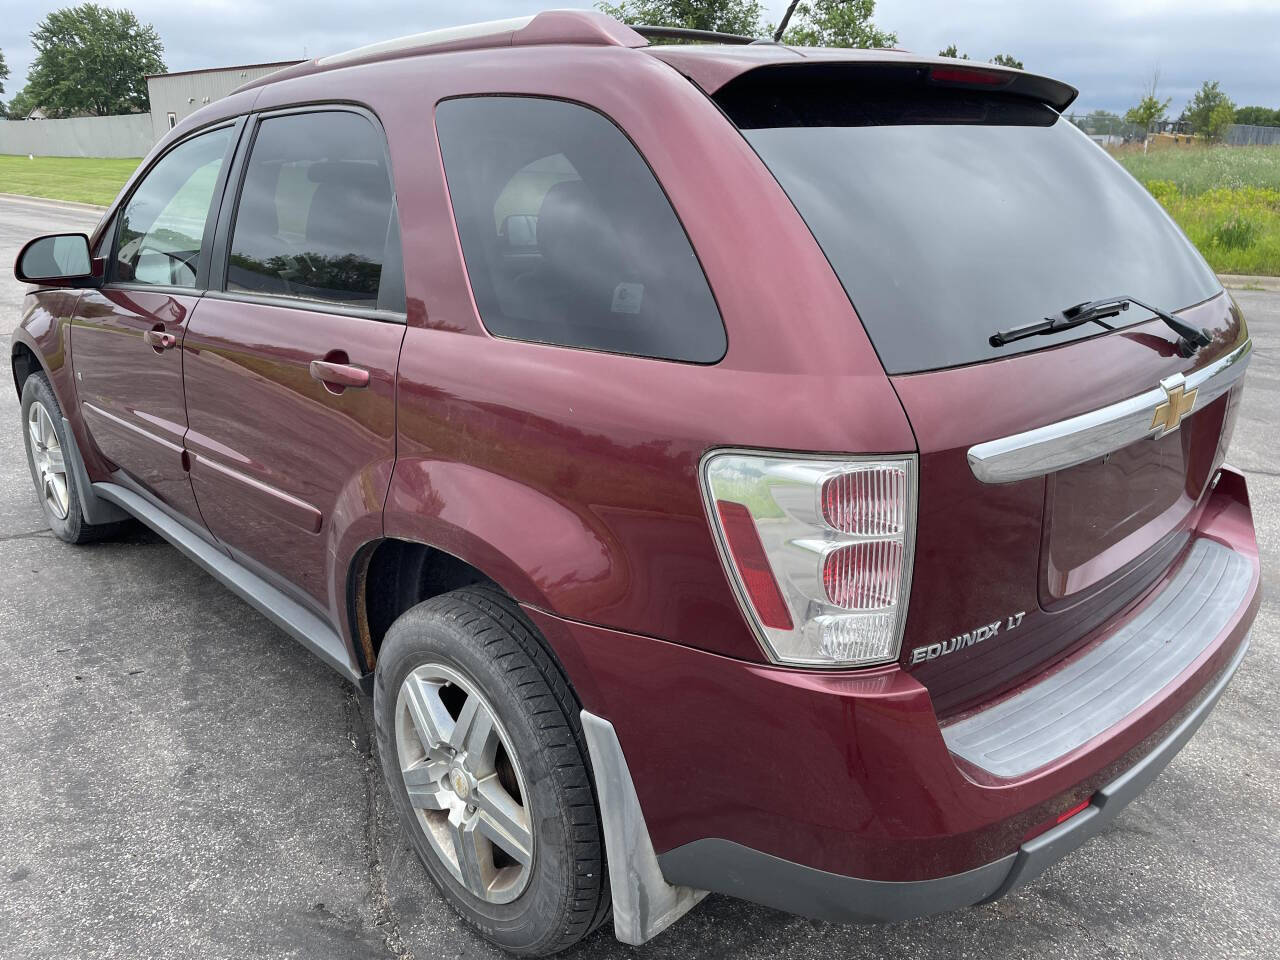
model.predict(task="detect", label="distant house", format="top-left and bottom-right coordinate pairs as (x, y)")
top-left (145, 61), bottom-right (303, 141)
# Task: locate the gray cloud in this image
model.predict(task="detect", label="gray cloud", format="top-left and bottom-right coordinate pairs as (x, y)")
top-left (2, 1), bottom-right (1277, 117)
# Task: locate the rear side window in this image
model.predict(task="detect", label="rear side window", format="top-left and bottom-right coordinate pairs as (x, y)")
top-left (717, 65), bottom-right (1221, 374)
top-left (227, 111), bottom-right (398, 309)
top-left (436, 96), bottom-right (726, 363)
top-left (112, 126), bottom-right (233, 288)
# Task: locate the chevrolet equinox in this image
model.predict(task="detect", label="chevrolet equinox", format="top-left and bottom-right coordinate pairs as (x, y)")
top-left (11, 11), bottom-right (1260, 955)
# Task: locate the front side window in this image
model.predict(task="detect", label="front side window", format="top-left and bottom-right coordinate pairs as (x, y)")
top-left (227, 111), bottom-right (396, 308)
top-left (436, 97), bottom-right (726, 363)
top-left (112, 126), bottom-right (234, 288)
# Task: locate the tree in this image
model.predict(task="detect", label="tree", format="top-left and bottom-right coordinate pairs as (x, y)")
top-left (595, 0), bottom-right (765, 36)
top-left (1125, 95), bottom-right (1170, 129)
top-left (1234, 105), bottom-right (1280, 127)
top-left (777, 0), bottom-right (897, 48)
top-left (937, 46), bottom-right (1022, 67)
top-left (6, 85), bottom-right (37, 120)
top-left (1185, 80), bottom-right (1232, 135)
top-left (0, 48), bottom-right (9, 98)
top-left (1083, 108), bottom-right (1121, 136)
top-left (25, 4), bottom-right (165, 117)
top-left (1124, 69), bottom-right (1170, 133)
top-left (1205, 101), bottom-right (1235, 142)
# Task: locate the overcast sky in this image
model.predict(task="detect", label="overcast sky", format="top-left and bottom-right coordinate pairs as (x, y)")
top-left (2, 1), bottom-right (1278, 116)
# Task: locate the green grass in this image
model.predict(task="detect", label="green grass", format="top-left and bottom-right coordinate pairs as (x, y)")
top-left (1115, 145), bottom-right (1280, 276)
top-left (1116, 144), bottom-right (1280, 194)
top-left (0, 154), bottom-right (141, 206)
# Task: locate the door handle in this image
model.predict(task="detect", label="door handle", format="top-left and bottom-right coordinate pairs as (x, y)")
top-left (144, 329), bottom-right (177, 350)
top-left (309, 359), bottom-right (370, 391)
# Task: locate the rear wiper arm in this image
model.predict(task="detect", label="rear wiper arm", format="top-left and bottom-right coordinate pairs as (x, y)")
top-left (990, 296), bottom-right (1213, 356)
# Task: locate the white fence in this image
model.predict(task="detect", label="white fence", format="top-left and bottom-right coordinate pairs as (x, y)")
top-left (0, 114), bottom-right (153, 158)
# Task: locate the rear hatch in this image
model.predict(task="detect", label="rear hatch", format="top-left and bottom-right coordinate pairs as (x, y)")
top-left (712, 61), bottom-right (1249, 716)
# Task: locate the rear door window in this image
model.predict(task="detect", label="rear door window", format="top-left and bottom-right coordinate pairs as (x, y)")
top-left (435, 96), bottom-right (726, 363)
top-left (226, 110), bottom-right (399, 310)
top-left (717, 65), bottom-right (1222, 374)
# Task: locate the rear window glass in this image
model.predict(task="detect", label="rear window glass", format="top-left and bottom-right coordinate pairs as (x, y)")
top-left (717, 66), bottom-right (1221, 374)
top-left (435, 96), bottom-right (726, 363)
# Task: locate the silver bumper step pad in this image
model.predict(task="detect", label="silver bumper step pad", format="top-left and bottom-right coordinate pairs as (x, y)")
top-left (943, 538), bottom-right (1252, 779)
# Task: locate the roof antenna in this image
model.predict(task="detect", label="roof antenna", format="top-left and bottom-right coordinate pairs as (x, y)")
top-left (773, 0), bottom-right (801, 41)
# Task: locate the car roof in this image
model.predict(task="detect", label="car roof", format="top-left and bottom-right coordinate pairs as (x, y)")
top-left (235, 9), bottom-right (1076, 113)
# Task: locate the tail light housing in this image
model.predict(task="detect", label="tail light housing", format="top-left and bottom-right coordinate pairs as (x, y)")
top-left (701, 451), bottom-right (917, 668)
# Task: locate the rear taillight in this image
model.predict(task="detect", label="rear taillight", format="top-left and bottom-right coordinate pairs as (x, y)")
top-left (701, 451), bottom-right (917, 668)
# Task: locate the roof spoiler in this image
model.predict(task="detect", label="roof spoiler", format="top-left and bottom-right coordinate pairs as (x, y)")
top-left (652, 50), bottom-right (1079, 113)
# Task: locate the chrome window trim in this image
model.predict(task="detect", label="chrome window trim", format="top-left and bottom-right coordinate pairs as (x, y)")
top-left (967, 339), bottom-right (1252, 484)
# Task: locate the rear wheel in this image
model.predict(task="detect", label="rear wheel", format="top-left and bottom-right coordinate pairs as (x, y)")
top-left (373, 586), bottom-right (609, 955)
top-left (20, 372), bottom-right (126, 544)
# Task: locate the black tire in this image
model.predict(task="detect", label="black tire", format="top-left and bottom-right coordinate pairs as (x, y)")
top-left (373, 586), bottom-right (610, 956)
top-left (19, 372), bottom-right (127, 544)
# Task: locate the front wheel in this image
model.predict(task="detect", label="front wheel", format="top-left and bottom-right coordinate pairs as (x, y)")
top-left (373, 586), bottom-right (609, 955)
top-left (20, 372), bottom-right (126, 544)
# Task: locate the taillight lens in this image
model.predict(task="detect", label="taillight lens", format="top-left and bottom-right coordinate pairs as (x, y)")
top-left (715, 500), bottom-right (794, 630)
top-left (822, 541), bottom-right (906, 609)
top-left (702, 451), bottom-right (916, 668)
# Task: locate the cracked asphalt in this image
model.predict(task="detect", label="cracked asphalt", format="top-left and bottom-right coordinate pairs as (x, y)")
top-left (1, 194), bottom-right (1277, 960)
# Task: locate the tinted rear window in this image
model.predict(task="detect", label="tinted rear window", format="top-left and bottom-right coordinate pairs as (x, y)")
top-left (718, 66), bottom-right (1221, 374)
top-left (436, 96), bottom-right (726, 363)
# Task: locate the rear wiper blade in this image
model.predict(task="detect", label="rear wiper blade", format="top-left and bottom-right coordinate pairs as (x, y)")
top-left (990, 296), bottom-right (1213, 356)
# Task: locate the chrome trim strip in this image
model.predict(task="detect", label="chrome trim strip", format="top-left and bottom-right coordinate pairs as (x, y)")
top-left (968, 339), bottom-right (1252, 484)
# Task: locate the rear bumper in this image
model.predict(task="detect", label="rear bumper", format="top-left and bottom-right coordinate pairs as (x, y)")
top-left (528, 466), bottom-right (1259, 926)
top-left (655, 632), bottom-right (1250, 923)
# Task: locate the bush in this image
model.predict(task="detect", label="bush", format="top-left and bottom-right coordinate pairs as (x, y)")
top-left (1144, 179), bottom-right (1180, 204)
top-left (1206, 102), bottom-right (1237, 143)
top-left (1211, 214), bottom-right (1260, 250)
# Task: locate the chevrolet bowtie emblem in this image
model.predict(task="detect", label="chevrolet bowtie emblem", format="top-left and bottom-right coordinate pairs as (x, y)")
top-left (1151, 374), bottom-right (1197, 435)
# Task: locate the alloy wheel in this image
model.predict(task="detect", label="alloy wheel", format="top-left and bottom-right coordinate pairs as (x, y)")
top-left (394, 663), bottom-right (535, 904)
top-left (27, 401), bottom-right (69, 520)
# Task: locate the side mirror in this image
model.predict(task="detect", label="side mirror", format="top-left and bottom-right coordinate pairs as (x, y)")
top-left (14, 233), bottom-right (101, 288)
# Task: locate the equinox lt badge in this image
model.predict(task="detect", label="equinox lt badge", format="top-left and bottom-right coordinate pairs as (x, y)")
top-left (910, 612), bottom-right (1025, 665)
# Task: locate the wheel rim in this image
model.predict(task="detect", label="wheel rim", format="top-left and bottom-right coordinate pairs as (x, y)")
top-left (395, 663), bottom-right (534, 904)
top-left (27, 401), bottom-right (69, 521)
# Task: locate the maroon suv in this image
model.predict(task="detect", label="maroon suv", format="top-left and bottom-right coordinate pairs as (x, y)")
top-left (11, 11), bottom-right (1259, 955)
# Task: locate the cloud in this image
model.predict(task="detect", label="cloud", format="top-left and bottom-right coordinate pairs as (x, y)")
top-left (833, 0), bottom-right (1280, 114)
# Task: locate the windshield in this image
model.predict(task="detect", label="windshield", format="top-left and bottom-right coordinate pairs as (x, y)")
top-left (717, 66), bottom-right (1222, 374)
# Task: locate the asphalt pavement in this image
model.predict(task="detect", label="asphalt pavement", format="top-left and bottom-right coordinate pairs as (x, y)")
top-left (1, 193), bottom-right (1277, 960)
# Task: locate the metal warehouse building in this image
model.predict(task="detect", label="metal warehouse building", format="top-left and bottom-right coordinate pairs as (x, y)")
top-left (145, 61), bottom-right (303, 142)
